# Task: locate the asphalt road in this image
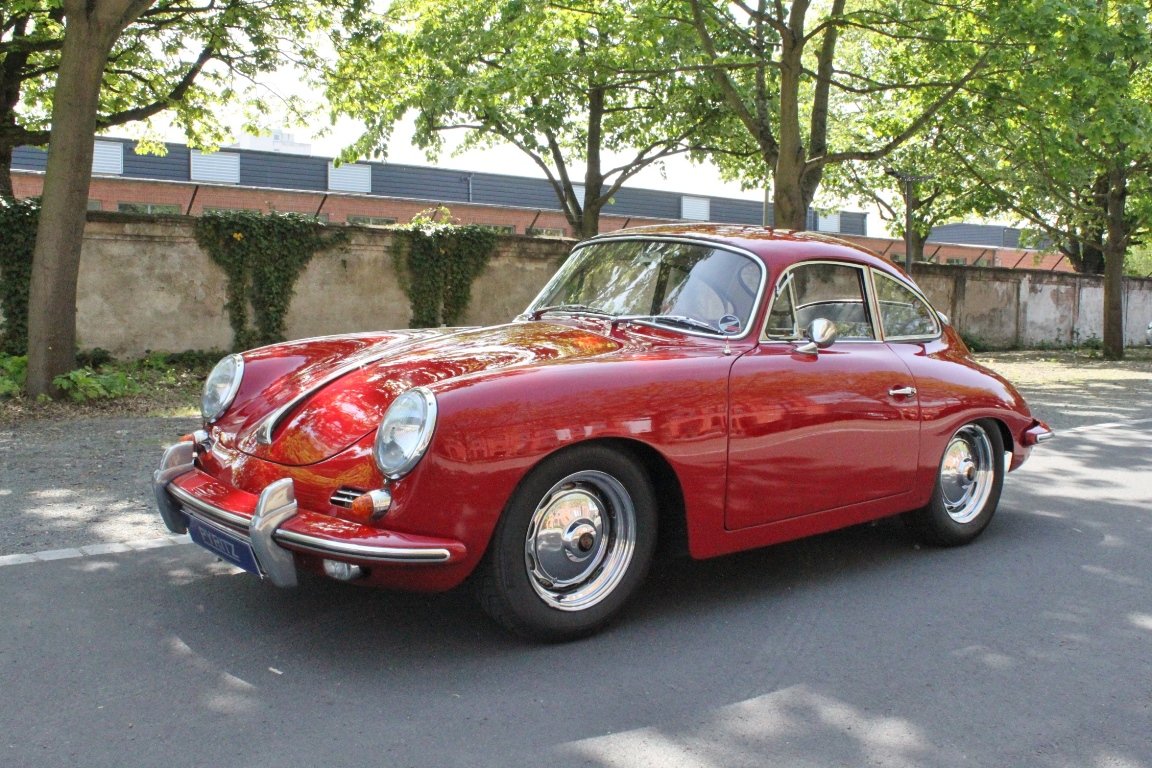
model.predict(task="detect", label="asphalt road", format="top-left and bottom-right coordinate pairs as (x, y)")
top-left (1, 399), bottom-right (1150, 766)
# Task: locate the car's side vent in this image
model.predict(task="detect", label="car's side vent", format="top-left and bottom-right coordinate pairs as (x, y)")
top-left (330, 488), bottom-right (366, 509)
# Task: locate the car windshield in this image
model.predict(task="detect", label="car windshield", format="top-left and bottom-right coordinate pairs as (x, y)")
top-left (527, 239), bottom-right (763, 336)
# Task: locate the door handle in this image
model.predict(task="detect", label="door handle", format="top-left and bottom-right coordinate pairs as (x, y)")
top-left (888, 386), bottom-right (917, 398)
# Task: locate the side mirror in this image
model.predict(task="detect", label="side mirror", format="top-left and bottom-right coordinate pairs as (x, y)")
top-left (717, 314), bottom-right (742, 335)
top-left (794, 318), bottom-right (838, 355)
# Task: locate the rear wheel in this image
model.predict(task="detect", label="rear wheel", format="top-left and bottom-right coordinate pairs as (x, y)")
top-left (905, 420), bottom-right (1005, 547)
top-left (478, 445), bottom-right (657, 641)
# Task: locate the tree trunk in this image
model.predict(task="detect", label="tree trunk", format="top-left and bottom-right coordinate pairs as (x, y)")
top-left (0, 144), bottom-right (13, 200)
top-left (25, 4), bottom-right (129, 397)
top-left (908, 228), bottom-right (927, 263)
top-left (579, 85), bottom-right (606, 239)
top-left (579, 197), bottom-right (602, 239)
top-left (1101, 166), bottom-right (1128, 360)
top-left (774, 30), bottom-right (809, 231)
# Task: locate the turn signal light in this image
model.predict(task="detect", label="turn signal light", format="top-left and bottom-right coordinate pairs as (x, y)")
top-left (350, 489), bottom-right (393, 524)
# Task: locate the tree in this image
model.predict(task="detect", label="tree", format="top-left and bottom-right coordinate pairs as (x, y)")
top-left (325, 0), bottom-right (722, 239)
top-left (680, 0), bottom-right (993, 230)
top-left (25, 0), bottom-right (155, 397)
top-left (824, 119), bottom-right (1001, 266)
top-left (21, 0), bottom-right (351, 396)
top-left (944, 0), bottom-right (1152, 359)
top-left (0, 0), bottom-right (337, 200)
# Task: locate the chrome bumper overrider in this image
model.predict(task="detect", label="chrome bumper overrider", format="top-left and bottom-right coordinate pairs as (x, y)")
top-left (153, 441), bottom-right (453, 588)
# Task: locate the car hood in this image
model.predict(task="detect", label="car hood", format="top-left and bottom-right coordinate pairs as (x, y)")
top-left (212, 323), bottom-right (621, 466)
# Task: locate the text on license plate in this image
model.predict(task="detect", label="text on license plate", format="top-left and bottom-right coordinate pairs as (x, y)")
top-left (187, 515), bottom-right (261, 576)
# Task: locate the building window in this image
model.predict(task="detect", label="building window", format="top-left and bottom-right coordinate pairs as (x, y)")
top-left (118, 202), bottom-right (181, 214)
top-left (328, 162), bottom-right (372, 193)
top-left (202, 206), bottom-right (259, 214)
top-left (87, 200), bottom-right (103, 211)
top-left (817, 212), bottom-right (840, 233)
top-left (527, 226), bottom-right (565, 237)
top-left (92, 140), bottom-right (124, 176)
top-left (477, 224), bottom-right (515, 234)
top-left (946, 258), bottom-right (967, 265)
top-left (190, 150), bottom-right (240, 184)
top-left (681, 196), bottom-right (710, 221)
top-left (347, 215), bottom-right (396, 227)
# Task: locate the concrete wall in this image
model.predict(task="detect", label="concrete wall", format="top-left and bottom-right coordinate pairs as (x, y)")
top-left (3, 214), bottom-right (1150, 356)
top-left (66, 214), bottom-right (568, 356)
top-left (913, 263), bottom-right (1151, 348)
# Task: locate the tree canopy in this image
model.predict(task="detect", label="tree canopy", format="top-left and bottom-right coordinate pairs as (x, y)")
top-left (936, 0), bottom-right (1152, 358)
top-left (677, 0), bottom-right (995, 230)
top-left (326, 0), bottom-right (723, 237)
top-left (0, 0), bottom-right (353, 198)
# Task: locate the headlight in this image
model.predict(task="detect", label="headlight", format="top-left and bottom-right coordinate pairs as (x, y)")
top-left (374, 388), bottom-right (438, 479)
top-left (201, 354), bottom-right (244, 423)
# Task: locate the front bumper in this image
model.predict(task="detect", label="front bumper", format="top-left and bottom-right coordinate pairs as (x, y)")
top-left (153, 441), bottom-right (463, 588)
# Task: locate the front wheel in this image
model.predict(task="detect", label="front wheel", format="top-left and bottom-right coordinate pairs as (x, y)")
top-left (905, 420), bottom-right (1005, 547)
top-left (477, 445), bottom-right (657, 641)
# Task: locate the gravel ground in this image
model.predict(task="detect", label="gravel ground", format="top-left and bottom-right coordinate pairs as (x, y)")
top-left (1, 349), bottom-right (1149, 557)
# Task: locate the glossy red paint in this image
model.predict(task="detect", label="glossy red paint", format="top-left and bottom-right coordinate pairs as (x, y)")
top-left (157, 224), bottom-right (1049, 619)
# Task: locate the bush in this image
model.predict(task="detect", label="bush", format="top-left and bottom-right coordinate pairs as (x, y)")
top-left (0, 355), bottom-right (27, 397)
top-left (52, 367), bottom-right (141, 402)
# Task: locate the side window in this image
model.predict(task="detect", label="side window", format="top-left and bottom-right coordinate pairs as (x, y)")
top-left (766, 262), bottom-right (875, 340)
top-left (765, 273), bottom-right (798, 339)
top-left (874, 272), bottom-right (940, 340)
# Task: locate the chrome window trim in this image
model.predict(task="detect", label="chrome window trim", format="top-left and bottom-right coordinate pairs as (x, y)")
top-left (761, 260), bottom-right (879, 343)
top-left (868, 268), bottom-right (943, 343)
top-left (523, 235), bottom-right (768, 342)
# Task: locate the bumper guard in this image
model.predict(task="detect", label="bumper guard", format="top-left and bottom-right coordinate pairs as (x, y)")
top-left (153, 442), bottom-right (454, 589)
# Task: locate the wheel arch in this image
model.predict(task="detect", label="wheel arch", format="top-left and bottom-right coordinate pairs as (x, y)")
top-left (502, 436), bottom-right (689, 559)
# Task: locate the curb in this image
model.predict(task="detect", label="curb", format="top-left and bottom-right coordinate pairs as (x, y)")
top-left (0, 534), bottom-right (190, 568)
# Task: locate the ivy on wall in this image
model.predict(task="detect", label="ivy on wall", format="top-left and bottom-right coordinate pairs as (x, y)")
top-left (390, 208), bottom-right (497, 328)
top-left (195, 211), bottom-right (348, 350)
top-left (0, 198), bottom-right (39, 356)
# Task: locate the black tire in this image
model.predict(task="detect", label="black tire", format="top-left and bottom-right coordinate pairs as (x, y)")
top-left (905, 419), bottom-right (1005, 547)
top-left (477, 444), bottom-right (658, 641)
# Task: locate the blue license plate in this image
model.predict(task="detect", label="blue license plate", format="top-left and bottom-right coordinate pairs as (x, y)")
top-left (188, 515), bottom-right (261, 576)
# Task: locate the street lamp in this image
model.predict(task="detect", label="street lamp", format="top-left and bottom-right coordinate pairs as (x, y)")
top-left (885, 168), bottom-right (934, 273)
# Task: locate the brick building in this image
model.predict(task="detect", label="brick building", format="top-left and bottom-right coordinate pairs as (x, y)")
top-left (11, 136), bottom-right (1069, 270)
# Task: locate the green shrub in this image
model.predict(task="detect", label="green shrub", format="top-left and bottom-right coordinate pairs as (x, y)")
top-left (0, 198), bottom-right (39, 355)
top-left (195, 211), bottom-right (348, 350)
top-left (52, 367), bottom-right (141, 402)
top-left (0, 354), bottom-right (27, 397)
top-left (390, 208), bottom-right (497, 328)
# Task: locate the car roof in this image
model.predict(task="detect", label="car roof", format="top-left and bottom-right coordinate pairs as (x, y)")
top-left (587, 224), bottom-right (909, 281)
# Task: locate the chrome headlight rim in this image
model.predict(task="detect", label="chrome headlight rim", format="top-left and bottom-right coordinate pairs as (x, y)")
top-left (201, 353), bottom-right (244, 423)
top-left (374, 387), bottom-right (438, 480)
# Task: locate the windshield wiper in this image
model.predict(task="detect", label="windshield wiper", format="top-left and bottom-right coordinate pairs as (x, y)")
top-left (530, 304), bottom-right (616, 320)
top-left (623, 314), bottom-right (722, 335)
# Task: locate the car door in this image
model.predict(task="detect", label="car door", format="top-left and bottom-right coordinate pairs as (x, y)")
top-left (725, 261), bottom-right (922, 530)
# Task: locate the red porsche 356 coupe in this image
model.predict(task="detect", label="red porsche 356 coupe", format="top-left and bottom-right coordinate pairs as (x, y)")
top-left (155, 224), bottom-right (1052, 639)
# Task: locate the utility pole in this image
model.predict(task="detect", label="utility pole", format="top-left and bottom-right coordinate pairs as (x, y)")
top-left (885, 168), bottom-right (934, 273)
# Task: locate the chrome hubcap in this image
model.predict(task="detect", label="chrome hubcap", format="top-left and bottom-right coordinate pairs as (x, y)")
top-left (939, 425), bottom-right (994, 524)
top-left (524, 471), bottom-right (636, 611)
